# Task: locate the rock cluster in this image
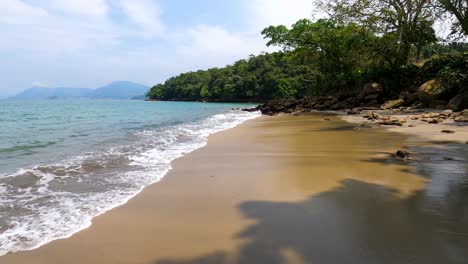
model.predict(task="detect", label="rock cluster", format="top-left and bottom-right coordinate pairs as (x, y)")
top-left (244, 81), bottom-right (468, 119)
top-left (361, 109), bottom-right (468, 127)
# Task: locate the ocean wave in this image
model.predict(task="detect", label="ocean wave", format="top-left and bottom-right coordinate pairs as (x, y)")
top-left (0, 110), bottom-right (260, 256)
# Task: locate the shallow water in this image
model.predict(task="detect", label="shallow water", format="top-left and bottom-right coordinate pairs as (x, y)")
top-left (1, 109), bottom-right (468, 264)
top-left (0, 99), bottom-right (259, 255)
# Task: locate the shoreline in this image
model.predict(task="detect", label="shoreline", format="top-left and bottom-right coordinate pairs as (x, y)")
top-left (2, 113), bottom-right (467, 263)
top-left (0, 109), bottom-right (260, 257)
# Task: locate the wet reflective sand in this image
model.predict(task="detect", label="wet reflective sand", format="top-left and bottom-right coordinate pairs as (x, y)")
top-left (2, 114), bottom-right (467, 264)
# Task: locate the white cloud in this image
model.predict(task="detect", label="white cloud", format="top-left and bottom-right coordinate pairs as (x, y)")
top-left (0, 0), bottom-right (313, 95)
top-left (246, 0), bottom-right (314, 30)
top-left (48, 0), bottom-right (108, 18)
top-left (0, 0), bottom-right (48, 24)
top-left (120, 0), bottom-right (164, 37)
top-left (177, 25), bottom-right (259, 58)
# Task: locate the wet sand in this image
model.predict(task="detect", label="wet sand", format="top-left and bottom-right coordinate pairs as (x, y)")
top-left (2, 114), bottom-right (468, 264)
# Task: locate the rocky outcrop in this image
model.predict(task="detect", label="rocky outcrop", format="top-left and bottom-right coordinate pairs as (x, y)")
top-left (244, 81), bottom-right (462, 116)
top-left (417, 79), bottom-right (446, 103)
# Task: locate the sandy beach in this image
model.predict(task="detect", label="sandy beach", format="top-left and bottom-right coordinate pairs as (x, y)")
top-left (2, 114), bottom-right (468, 264)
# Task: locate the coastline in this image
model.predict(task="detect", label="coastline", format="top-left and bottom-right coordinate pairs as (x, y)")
top-left (2, 113), bottom-right (467, 263)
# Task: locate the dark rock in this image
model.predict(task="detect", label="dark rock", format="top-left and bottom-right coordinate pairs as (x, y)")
top-left (330, 97), bottom-right (357, 110)
top-left (395, 150), bottom-right (412, 160)
top-left (428, 119), bottom-right (439, 124)
top-left (314, 96), bottom-right (337, 110)
top-left (364, 94), bottom-right (379, 100)
top-left (403, 92), bottom-right (419, 105)
top-left (448, 93), bottom-right (468, 112)
top-left (411, 102), bottom-right (426, 109)
top-left (337, 92), bottom-right (357, 101)
top-left (347, 109), bottom-right (361, 115)
top-left (360, 82), bottom-right (383, 100)
top-left (365, 99), bottom-right (380, 107)
top-left (441, 130), bottom-right (455, 134)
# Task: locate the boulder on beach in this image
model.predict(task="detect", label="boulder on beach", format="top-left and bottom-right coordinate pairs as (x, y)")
top-left (418, 79), bottom-right (446, 103)
top-left (448, 93), bottom-right (468, 112)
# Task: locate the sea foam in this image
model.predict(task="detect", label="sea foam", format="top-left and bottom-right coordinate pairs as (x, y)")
top-left (0, 110), bottom-right (260, 256)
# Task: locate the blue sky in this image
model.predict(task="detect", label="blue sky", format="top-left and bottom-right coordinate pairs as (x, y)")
top-left (0, 0), bottom-right (314, 96)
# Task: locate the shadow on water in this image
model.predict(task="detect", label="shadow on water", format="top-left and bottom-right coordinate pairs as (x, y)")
top-left (156, 142), bottom-right (468, 264)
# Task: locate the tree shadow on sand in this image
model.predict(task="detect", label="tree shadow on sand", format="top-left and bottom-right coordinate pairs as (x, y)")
top-left (156, 176), bottom-right (468, 264)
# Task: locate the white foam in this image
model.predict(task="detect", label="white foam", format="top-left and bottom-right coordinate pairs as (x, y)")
top-left (0, 110), bottom-right (260, 256)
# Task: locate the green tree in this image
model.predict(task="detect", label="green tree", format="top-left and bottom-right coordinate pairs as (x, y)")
top-left (317, 0), bottom-right (437, 65)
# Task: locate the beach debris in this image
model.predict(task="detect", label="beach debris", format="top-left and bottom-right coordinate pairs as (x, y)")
top-left (395, 150), bottom-right (412, 160)
top-left (441, 130), bottom-right (456, 134)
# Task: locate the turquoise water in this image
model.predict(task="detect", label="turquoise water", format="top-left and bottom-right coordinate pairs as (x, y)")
top-left (0, 99), bottom-right (259, 255)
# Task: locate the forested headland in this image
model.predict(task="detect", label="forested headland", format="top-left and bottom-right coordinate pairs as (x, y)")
top-left (148, 0), bottom-right (468, 110)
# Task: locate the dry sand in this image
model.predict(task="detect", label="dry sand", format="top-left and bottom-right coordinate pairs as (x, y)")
top-left (2, 114), bottom-right (462, 264)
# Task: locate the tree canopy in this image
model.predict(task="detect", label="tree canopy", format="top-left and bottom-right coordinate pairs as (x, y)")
top-left (147, 0), bottom-right (467, 102)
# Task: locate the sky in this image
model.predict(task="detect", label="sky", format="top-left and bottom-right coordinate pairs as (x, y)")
top-left (0, 0), bottom-right (315, 96)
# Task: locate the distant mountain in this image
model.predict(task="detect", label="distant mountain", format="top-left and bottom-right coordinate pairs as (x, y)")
top-left (11, 81), bottom-right (149, 100)
top-left (89, 81), bottom-right (149, 99)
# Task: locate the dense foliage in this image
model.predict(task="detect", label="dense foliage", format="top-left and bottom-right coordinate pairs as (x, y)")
top-left (148, 1), bottom-right (468, 102)
top-left (148, 52), bottom-right (319, 101)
